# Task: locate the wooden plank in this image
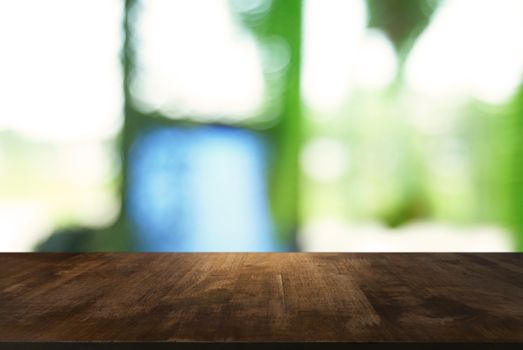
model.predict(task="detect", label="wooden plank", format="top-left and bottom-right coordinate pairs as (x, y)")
top-left (0, 253), bottom-right (521, 348)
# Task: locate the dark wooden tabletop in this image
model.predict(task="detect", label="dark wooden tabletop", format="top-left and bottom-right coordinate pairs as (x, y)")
top-left (0, 253), bottom-right (522, 349)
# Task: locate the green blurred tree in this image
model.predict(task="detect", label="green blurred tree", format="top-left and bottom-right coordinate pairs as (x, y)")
top-left (231, 0), bottom-right (303, 245)
top-left (364, 0), bottom-right (440, 227)
top-left (499, 85), bottom-right (523, 250)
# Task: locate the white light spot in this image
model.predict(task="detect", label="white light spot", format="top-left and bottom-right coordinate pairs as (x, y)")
top-left (299, 219), bottom-right (514, 252)
top-left (0, 0), bottom-right (123, 142)
top-left (133, 0), bottom-right (265, 121)
top-left (406, 0), bottom-right (523, 104)
top-left (352, 30), bottom-right (397, 90)
top-left (302, 0), bottom-right (367, 113)
top-left (300, 138), bottom-right (348, 182)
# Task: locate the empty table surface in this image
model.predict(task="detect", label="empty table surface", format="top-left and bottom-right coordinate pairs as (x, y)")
top-left (0, 253), bottom-right (522, 349)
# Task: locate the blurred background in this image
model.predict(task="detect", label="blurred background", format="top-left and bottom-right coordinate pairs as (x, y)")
top-left (1, 0), bottom-right (523, 252)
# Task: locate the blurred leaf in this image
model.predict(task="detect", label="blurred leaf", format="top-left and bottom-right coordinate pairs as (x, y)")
top-left (366, 0), bottom-right (440, 60)
top-left (500, 85), bottom-right (523, 250)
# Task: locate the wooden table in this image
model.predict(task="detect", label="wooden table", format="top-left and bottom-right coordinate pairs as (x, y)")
top-left (0, 253), bottom-right (522, 349)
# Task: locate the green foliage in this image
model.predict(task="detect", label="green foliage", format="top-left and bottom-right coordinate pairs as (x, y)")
top-left (500, 86), bottom-right (523, 250)
top-left (231, 0), bottom-right (304, 245)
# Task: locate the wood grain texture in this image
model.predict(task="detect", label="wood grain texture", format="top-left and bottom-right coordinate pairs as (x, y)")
top-left (0, 253), bottom-right (521, 346)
